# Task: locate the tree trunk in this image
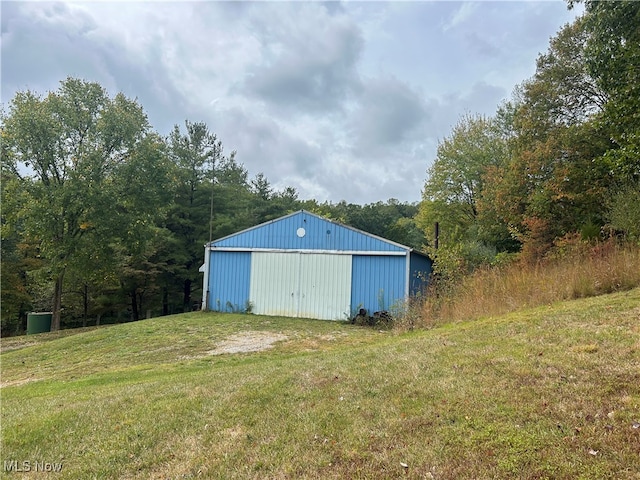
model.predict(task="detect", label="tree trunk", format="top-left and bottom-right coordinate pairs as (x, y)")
top-left (162, 286), bottom-right (169, 316)
top-left (183, 279), bottom-right (192, 312)
top-left (51, 271), bottom-right (65, 331)
top-left (82, 283), bottom-right (89, 327)
top-left (131, 289), bottom-right (139, 321)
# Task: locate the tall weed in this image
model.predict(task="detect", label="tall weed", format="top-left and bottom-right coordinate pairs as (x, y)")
top-left (414, 239), bottom-right (640, 328)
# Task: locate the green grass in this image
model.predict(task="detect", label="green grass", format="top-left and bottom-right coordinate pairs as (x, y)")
top-left (2, 290), bottom-right (640, 479)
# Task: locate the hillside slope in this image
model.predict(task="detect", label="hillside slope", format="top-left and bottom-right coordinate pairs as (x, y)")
top-left (1, 289), bottom-right (639, 479)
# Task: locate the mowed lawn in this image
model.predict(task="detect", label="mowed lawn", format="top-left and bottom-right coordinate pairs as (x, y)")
top-left (1, 289), bottom-right (639, 479)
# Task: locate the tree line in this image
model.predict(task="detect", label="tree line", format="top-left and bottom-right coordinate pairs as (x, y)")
top-left (0, 85), bottom-right (421, 333)
top-left (2, 0), bottom-right (638, 334)
top-left (417, 0), bottom-right (639, 282)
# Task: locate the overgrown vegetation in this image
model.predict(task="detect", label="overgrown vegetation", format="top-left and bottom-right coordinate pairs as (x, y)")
top-left (1, 290), bottom-right (639, 479)
top-left (417, 239), bottom-right (640, 328)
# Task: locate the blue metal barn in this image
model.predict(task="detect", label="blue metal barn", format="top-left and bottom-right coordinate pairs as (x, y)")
top-left (201, 210), bottom-right (432, 320)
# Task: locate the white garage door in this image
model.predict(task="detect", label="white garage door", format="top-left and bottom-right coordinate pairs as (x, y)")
top-left (249, 252), bottom-right (352, 320)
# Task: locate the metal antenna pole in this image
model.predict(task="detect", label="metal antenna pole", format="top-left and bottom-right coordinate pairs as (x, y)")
top-left (209, 156), bottom-right (214, 246)
top-left (205, 155), bottom-right (214, 311)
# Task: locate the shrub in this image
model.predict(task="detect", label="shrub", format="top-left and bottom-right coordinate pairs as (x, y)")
top-left (608, 183), bottom-right (640, 242)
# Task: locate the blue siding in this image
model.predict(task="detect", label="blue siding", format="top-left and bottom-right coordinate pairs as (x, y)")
top-left (409, 253), bottom-right (432, 296)
top-left (211, 211), bottom-right (406, 253)
top-left (208, 251), bottom-right (251, 312)
top-left (203, 210), bottom-right (433, 320)
top-left (351, 255), bottom-right (407, 315)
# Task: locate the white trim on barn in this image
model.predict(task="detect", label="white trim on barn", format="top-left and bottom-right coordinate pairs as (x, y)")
top-left (200, 253), bottom-right (210, 311)
top-left (206, 247), bottom-right (408, 256)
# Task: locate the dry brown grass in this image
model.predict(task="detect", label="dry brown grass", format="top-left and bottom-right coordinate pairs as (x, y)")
top-left (417, 240), bottom-right (640, 327)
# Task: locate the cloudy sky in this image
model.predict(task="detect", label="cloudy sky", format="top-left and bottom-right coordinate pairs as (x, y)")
top-left (1, 1), bottom-right (581, 205)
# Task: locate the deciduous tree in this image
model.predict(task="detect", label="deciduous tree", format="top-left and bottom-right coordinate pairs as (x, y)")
top-left (418, 114), bottom-right (509, 250)
top-left (2, 78), bottom-right (172, 330)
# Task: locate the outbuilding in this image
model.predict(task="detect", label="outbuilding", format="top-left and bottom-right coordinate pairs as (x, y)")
top-left (201, 210), bottom-right (432, 320)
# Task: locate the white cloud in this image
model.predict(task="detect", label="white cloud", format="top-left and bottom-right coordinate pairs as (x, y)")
top-left (442, 2), bottom-right (478, 32)
top-left (1, 0), bottom-right (582, 204)
top-left (241, 2), bottom-right (363, 114)
top-left (349, 75), bottom-right (430, 155)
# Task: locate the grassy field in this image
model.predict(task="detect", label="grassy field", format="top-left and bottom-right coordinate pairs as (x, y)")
top-left (1, 289), bottom-right (639, 479)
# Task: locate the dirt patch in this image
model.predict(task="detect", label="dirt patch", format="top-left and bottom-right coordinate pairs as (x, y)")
top-left (0, 341), bottom-right (38, 353)
top-left (207, 331), bottom-right (288, 355)
top-left (0, 377), bottom-right (41, 389)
